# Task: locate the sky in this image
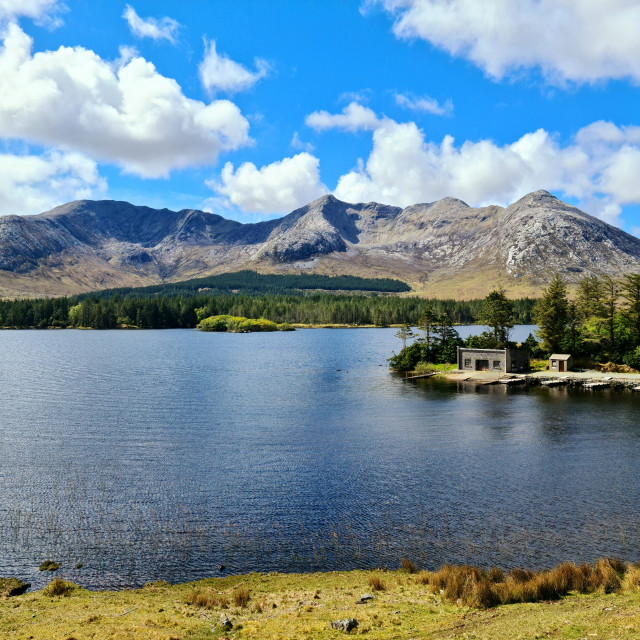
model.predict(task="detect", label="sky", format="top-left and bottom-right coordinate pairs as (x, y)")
top-left (2, 0), bottom-right (640, 235)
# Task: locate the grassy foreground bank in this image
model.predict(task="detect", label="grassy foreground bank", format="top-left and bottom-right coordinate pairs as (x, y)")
top-left (2, 564), bottom-right (640, 640)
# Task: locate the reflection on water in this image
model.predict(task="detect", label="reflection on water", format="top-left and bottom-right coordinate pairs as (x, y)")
top-left (0, 326), bottom-right (639, 590)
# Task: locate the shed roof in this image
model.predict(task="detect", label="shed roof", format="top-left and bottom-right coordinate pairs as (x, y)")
top-left (549, 354), bottom-right (572, 360)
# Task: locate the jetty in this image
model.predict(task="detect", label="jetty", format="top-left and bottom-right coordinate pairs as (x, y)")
top-left (432, 368), bottom-right (640, 392)
top-left (583, 381), bottom-right (610, 390)
top-left (540, 379), bottom-right (567, 387)
top-left (404, 371), bottom-right (438, 380)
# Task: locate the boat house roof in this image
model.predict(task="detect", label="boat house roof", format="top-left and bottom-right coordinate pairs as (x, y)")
top-left (549, 354), bottom-right (572, 360)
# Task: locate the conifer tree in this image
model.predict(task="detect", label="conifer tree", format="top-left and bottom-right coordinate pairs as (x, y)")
top-left (395, 323), bottom-right (414, 349)
top-left (621, 274), bottom-right (640, 345)
top-left (478, 288), bottom-right (515, 347)
top-left (601, 274), bottom-right (619, 351)
top-left (533, 275), bottom-right (568, 354)
top-left (417, 304), bottom-right (437, 347)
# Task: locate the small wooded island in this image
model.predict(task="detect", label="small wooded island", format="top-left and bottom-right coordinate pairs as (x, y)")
top-left (196, 313), bottom-right (294, 332)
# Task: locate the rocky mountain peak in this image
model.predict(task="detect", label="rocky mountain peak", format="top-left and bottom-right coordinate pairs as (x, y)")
top-left (2, 190), bottom-right (640, 299)
top-left (511, 189), bottom-right (566, 209)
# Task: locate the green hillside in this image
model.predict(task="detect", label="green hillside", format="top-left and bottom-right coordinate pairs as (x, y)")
top-left (77, 271), bottom-right (411, 300)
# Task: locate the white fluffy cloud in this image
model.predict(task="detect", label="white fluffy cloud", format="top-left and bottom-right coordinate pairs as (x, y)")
top-left (0, 150), bottom-right (105, 215)
top-left (0, 24), bottom-right (251, 178)
top-left (305, 102), bottom-right (381, 132)
top-left (123, 5), bottom-right (179, 43)
top-left (290, 131), bottom-right (314, 152)
top-left (199, 39), bottom-right (269, 94)
top-left (374, 0), bottom-right (640, 84)
top-left (211, 152), bottom-right (329, 214)
top-left (330, 115), bottom-right (640, 226)
top-left (0, 0), bottom-right (62, 23)
top-left (395, 92), bottom-right (453, 116)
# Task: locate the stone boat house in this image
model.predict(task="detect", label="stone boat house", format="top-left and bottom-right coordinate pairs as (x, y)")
top-left (457, 347), bottom-right (530, 373)
top-left (549, 354), bottom-right (573, 372)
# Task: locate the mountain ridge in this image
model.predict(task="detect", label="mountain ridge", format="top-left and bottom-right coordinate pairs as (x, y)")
top-left (2, 190), bottom-right (640, 299)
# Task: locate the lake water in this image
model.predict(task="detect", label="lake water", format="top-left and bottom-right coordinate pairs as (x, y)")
top-left (1, 325), bottom-right (640, 590)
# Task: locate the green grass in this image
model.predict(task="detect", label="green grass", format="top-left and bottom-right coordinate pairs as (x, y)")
top-left (2, 564), bottom-right (640, 639)
top-left (413, 361), bottom-right (457, 374)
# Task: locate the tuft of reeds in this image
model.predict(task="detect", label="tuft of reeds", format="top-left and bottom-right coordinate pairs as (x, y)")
top-left (233, 586), bottom-right (250, 608)
top-left (425, 558), bottom-right (629, 609)
top-left (415, 571), bottom-right (431, 585)
top-left (44, 579), bottom-right (76, 597)
top-left (400, 557), bottom-right (417, 574)
top-left (368, 574), bottom-right (387, 591)
top-left (622, 564), bottom-right (640, 591)
top-left (186, 588), bottom-right (228, 609)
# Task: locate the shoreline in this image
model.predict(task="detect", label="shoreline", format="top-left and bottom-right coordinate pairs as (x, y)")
top-left (2, 562), bottom-right (639, 639)
top-left (400, 368), bottom-right (640, 389)
top-left (440, 369), bottom-right (640, 389)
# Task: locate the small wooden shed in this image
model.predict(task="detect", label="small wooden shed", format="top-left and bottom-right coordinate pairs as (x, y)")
top-left (549, 354), bottom-right (573, 373)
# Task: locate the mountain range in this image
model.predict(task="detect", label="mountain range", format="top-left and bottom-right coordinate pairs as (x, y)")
top-left (2, 190), bottom-right (640, 299)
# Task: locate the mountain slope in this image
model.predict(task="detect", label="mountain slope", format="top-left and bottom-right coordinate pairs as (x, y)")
top-left (2, 190), bottom-right (640, 299)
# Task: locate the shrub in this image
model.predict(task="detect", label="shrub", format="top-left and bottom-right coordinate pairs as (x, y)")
top-left (623, 346), bottom-right (640, 371)
top-left (233, 586), bottom-right (250, 607)
top-left (388, 343), bottom-right (424, 371)
top-left (368, 574), bottom-right (387, 591)
top-left (44, 579), bottom-right (76, 597)
top-left (413, 362), bottom-right (436, 374)
top-left (197, 315), bottom-right (229, 332)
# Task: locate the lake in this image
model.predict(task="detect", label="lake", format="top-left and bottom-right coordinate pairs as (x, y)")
top-left (1, 325), bottom-right (639, 590)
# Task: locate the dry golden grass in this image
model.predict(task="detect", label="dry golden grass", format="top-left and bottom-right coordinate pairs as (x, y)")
top-left (1, 563), bottom-right (640, 639)
top-left (368, 574), bottom-right (387, 591)
top-left (400, 556), bottom-right (417, 574)
top-left (422, 558), bottom-right (627, 608)
top-left (186, 586), bottom-right (228, 609)
top-left (623, 564), bottom-right (640, 591)
top-left (232, 585), bottom-right (250, 607)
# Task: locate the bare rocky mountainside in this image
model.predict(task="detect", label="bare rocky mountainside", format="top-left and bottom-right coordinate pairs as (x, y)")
top-left (2, 190), bottom-right (640, 299)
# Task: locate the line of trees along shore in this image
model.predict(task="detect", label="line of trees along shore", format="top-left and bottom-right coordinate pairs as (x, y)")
top-left (0, 292), bottom-right (537, 330)
top-left (389, 273), bottom-right (640, 371)
top-left (533, 273), bottom-right (640, 369)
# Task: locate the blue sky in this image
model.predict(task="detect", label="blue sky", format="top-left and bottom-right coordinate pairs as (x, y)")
top-left (2, 0), bottom-right (640, 234)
